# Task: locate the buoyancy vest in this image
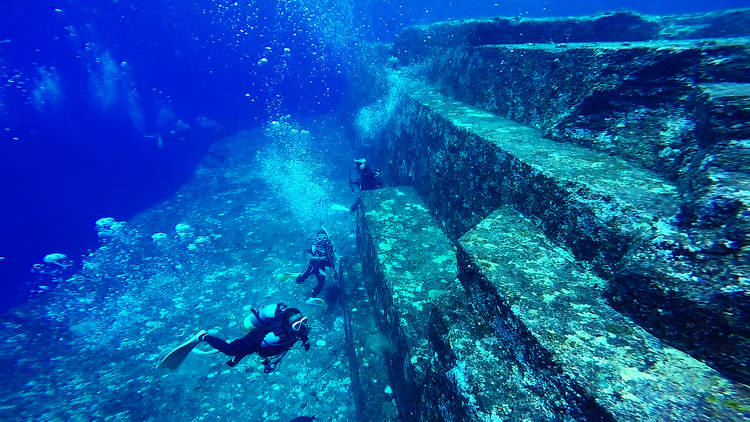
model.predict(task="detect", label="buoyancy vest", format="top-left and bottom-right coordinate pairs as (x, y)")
top-left (311, 232), bottom-right (334, 260)
top-left (258, 330), bottom-right (295, 357)
top-left (242, 303), bottom-right (305, 358)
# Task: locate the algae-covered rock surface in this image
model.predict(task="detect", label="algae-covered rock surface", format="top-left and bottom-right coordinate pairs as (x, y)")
top-left (339, 256), bottom-right (398, 422)
top-left (392, 12), bottom-right (750, 276)
top-left (361, 8), bottom-right (749, 387)
top-left (458, 205), bottom-right (750, 421)
top-left (356, 187), bottom-right (580, 421)
top-left (343, 8), bottom-right (750, 421)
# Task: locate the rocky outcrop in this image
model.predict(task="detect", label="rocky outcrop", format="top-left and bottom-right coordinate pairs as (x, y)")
top-left (352, 8), bottom-right (750, 421)
top-left (396, 38), bottom-right (749, 184)
top-left (458, 205), bottom-right (749, 421)
top-left (392, 10), bottom-right (750, 248)
top-left (395, 9), bottom-right (750, 54)
top-left (339, 256), bottom-right (398, 422)
top-left (355, 187), bottom-right (574, 421)
top-left (356, 7), bottom-right (750, 384)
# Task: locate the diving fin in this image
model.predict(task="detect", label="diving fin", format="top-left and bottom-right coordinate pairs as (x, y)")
top-left (157, 330), bottom-right (206, 370)
top-left (191, 347), bottom-right (220, 355)
top-left (330, 203), bottom-right (349, 212)
top-left (274, 271), bottom-right (300, 282)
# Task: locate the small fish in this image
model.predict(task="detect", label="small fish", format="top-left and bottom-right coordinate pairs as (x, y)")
top-left (289, 417), bottom-right (316, 422)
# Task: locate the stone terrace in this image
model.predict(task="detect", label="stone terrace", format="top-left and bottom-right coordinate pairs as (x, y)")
top-left (352, 8), bottom-right (750, 421)
top-left (458, 205), bottom-right (749, 421)
top-left (355, 187), bottom-right (574, 421)
top-left (377, 73), bottom-right (749, 380)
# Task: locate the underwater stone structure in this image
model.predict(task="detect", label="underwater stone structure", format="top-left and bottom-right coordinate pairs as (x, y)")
top-left (339, 256), bottom-right (399, 421)
top-left (351, 8), bottom-right (750, 422)
top-left (459, 206), bottom-right (745, 421)
top-left (355, 187), bottom-right (575, 420)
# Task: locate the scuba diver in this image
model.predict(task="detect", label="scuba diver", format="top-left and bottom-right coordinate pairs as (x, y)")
top-left (350, 158), bottom-right (382, 191)
top-left (296, 228), bottom-right (336, 302)
top-left (158, 302), bottom-right (310, 373)
top-left (349, 158), bottom-right (383, 212)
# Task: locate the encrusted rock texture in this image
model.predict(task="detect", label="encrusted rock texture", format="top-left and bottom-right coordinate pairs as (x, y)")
top-left (394, 11), bottom-right (749, 236)
top-left (458, 205), bottom-right (749, 421)
top-left (339, 256), bottom-right (399, 422)
top-left (358, 9), bottom-right (749, 390)
top-left (393, 10), bottom-right (749, 252)
top-left (356, 187), bottom-right (578, 421)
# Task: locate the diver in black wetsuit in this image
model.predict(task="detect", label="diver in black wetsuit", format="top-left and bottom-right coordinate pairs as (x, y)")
top-left (351, 158), bottom-right (382, 191)
top-left (296, 230), bottom-right (335, 299)
top-left (349, 158), bottom-right (383, 212)
top-left (198, 303), bottom-right (310, 372)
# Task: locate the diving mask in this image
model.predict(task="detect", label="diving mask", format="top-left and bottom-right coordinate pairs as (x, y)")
top-left (292, 316), bottom-right (309, 332)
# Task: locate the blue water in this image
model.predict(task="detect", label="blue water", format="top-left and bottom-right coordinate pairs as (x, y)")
top-left (0, 0), bottom-right (747, 420)
top-left (1, 0), bottom-right (746, 312)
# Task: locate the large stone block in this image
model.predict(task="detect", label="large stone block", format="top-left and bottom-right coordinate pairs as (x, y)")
top-left (395, 11), bottom-right (660, 58)
top-left (356, 187), bottom-right (568, 420)
top-left (458, 206), bottom-right (750, 421)
top-left (684, 83), bottom-right (750, 234)
top-left (384, 75), bottom-right (677, 258)
top-left (395, 9), bottom-right (750, 55)
top-left (390, 15), bottom-right (750, 257)
top-left (660, 9), bottom-right (750, 39)
top-left (339, 257), bottom-right (398, 422)
top-left (397, 39), bottom-right (749, 184)
top-left (373, 75), bottom-right (748, 383)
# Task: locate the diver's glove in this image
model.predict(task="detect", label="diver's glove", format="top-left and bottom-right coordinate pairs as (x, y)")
top-left (303, 341), bottom-right (310, 351)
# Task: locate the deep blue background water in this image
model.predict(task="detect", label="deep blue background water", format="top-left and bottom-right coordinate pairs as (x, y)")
top-left (0, 0), bottom-right (745, 312)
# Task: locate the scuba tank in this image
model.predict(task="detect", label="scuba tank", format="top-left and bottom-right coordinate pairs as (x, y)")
top-left (259, 308), bottom-right (307, 352)
top-left (243, 303), bottom-right (286, 332)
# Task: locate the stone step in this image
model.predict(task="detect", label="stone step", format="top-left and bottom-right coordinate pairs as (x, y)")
top-left (380, 74), bottom-right (748, 382)
top-left (397, 38), bottom-right (749, 182)
top-left (394, 9), bottom-right (750, 55)
top-left (458, 205), bottom-right (750, 421)
top-left (338, 256), bottom-right (398, 422)
top-left (698, 82), bottom-right (750, 141)
top-left (389, 73), bottom-right (678, 255)
top-left (683, 82), bottom-right (749, 234)
top-left (356, 187), bottom-right (575, 421)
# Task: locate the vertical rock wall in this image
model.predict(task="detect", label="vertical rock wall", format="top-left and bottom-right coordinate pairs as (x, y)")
top-left (355, 10), bottom-right (750, 385)
top-left (350, 9), bottom-right (750, 420)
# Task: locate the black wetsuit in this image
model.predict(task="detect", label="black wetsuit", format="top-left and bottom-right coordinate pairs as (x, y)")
top-left (296, 232), bottom-right (334, 297)
top-left (204, 308), bottom-right (310, 368)
top-left (203, 332), bottom-right (266, 366)
top-left (356, 164), bottom-right (382, 191)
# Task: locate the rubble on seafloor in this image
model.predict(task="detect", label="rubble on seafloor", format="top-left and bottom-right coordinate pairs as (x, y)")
top-left (0, 123), bottom-right (364, 421)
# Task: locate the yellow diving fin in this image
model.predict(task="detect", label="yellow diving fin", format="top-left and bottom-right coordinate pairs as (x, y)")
top-left (274, 271), bottom-right (300, 282)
